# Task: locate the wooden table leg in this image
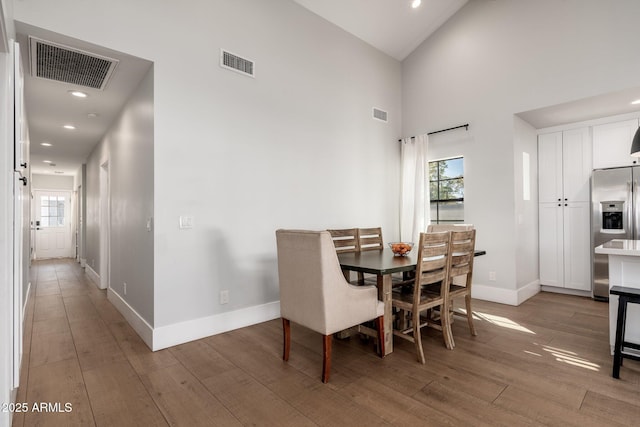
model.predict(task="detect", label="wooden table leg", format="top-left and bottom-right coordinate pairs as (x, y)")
top-left (377, 274), bottom-right (393, 355)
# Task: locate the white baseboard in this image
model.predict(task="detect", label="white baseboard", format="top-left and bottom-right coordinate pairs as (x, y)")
top-left (85, 265), bottom-right (102, 288)
top-left (472, 280), bottom-right (540, 306)
top-left (107, 288), bottom-right (154, 349)
top-left (152, 301), bottom-right (281, 351)
top-left (516, 280), bottom-right (541, 305)
top-left (80, 258), bottom-right (86, 268)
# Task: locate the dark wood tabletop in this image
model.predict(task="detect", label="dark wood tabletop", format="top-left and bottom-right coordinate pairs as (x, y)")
top-left (337, 248), bottom-right (417, 275)
top-left (338, 248), bottom-right (486, 275)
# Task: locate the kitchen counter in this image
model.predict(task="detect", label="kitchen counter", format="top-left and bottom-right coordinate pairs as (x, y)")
top-left (595, 239), bottom-right (640, 353)
top-left (594, 239), bottom-right (640, 256)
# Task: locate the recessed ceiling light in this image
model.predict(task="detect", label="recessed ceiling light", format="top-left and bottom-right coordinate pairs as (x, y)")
top-left (412, 0), bottom-right (421, 8)
top-left (49, 163), bottom-right (56, 167)
top-left (63, 124), bottom-right (76, 130)
top-left (43, 160), bottom-right (52, 164)
top-left (68, 90), bottom-right (88, 98)
top-left (87, 112), bottom-right (99, 118)
top-left (632, 99), bottom-right (640, 105)
top-left (54, 171), bottom-right (64, 174)
top-left (40, 142), bottom-right (52, 147)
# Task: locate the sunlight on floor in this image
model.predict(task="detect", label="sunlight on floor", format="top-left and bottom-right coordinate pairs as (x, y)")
top-left (539, 344), bottom-right (601, 372)
top-left (470, 311), bottom-right (536, 334)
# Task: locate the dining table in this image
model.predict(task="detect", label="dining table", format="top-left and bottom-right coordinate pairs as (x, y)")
top-left (338, 247), bottom-right (486, 355)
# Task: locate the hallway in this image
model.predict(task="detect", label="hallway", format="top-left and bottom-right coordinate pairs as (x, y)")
top-left (13, 258), bottom-right (175, 426)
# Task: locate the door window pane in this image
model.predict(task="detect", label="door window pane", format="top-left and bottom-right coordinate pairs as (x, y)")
top-left (40, 195), bottom-right (65, 228)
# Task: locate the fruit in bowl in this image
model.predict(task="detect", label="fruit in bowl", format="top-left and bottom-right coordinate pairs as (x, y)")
top-left (389, 242), bottom-right (413, 256)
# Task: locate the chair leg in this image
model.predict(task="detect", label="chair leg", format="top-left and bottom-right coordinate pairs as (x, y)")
top-left (442, 301), bottom-right (455, 350)
top-left (465, 294), bottom-right (477, 336)
top-left (322, 335), bottom-right (332, 383)
top-left (375, 315), bottom-right (385, 358)
top-left (413, 310), bottom-right (426, 364)
top-left (282, 318), bottom-right (291, 361)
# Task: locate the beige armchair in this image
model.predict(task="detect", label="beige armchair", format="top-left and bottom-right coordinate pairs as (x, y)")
top-left (276, 229), bottom-right (385, 383)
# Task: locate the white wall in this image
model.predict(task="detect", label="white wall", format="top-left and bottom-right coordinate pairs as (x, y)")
top-left (84, 138), bottom-right (107, 275)
top-left (402, 0), bottom-right (640, 304)
top-left (102, 67), bottom-right (154, 324)
top-left (31, 173), bottom-right (74, 190)
top-left (513, 116), bottom-right (539, 298)
top-left (14, 0), bottom-right (402, 348)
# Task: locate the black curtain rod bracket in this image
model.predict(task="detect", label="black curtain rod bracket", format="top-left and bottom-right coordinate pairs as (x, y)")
top-left (398, 123), bottom-right (469, 142)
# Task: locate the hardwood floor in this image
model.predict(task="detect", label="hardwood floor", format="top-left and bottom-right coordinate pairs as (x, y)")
top-left (12, 258), bottom-right (640, 426)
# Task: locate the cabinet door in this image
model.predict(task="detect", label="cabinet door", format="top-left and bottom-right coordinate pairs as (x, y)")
top-left (538, 132), bottom-right (563, 203)
top-left (563, 202), bottom-right (591, 291)
top-left (562, 127), bottom-right (592, 202)
top-left (592, 119), bottom-right (639, 169)
top-left (539, 202), bottom-right (564, 287)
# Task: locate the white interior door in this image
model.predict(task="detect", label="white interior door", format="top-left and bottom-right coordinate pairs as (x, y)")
top-left (33, 190), bottom-right (72, 259)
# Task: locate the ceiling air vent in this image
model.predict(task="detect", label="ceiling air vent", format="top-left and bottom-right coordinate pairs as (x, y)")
top-left (220, 49), bottom-right (255, 78)
top-left (29, 36), bottom-right (119, 90)
top-left (373, 108), bottom-right (388, 123)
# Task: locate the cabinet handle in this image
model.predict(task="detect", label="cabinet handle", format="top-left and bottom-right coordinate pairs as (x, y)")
top-left (565, 204), bottom-right (568, 206)
top-left (558, 204), bottom-right (561, 207)
top-left (558, 198), bottom-right (561, 201)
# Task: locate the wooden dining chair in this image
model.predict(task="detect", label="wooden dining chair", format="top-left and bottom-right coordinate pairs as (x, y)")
top-left (328, 228), bottom-right (360, 283)
top-left (391, 231), bottom-right (454, 364)
top-left (356, 227), bottom-right (385, 284)
top-left (276, 229), bottom-right (385, 383)
top-left (445, 229), bottom-right (478, 346)
top-left (426, 224), bottom-right (474, 287)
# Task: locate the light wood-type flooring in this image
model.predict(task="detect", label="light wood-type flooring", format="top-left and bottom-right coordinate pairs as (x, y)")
top-left (11, 258), bottom-right (640, 426)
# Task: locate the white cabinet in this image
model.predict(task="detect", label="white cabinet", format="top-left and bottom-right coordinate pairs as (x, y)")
top-left (539, 128), bottom-right (591, 203)
top-left (539, 203), bottom-right (563, 287)
top-left (539, 202), bottom-right (591, 290)
top-left (562, 202), bottom-right (591, 291)
top-left (592, 119), bottom-right (639, 169)
top-left (538, 128), bottom-right (592, 291)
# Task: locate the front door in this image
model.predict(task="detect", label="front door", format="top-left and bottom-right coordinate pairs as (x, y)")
top-left (33, 190), bottom-right (72, 259)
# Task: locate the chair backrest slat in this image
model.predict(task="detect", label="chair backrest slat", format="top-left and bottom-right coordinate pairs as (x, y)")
top-left (358, 227), bottom-right (384, 251)
top-left (327, 228), bottom-right (359, 253)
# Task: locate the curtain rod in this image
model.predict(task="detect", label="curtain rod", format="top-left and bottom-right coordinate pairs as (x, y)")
top-left (398, 124), bottom-right (469, 142)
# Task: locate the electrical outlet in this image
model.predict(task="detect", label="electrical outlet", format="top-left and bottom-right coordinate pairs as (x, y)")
top-left (220, 290), bottom-right (229, 304)
top-left (489, 271), bottom-right (497, 281)
top-left (123, 282), bottom-right (127, 295)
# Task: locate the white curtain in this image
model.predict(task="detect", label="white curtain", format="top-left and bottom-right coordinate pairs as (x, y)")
top-left (400, 134), bottom-right (429, 244)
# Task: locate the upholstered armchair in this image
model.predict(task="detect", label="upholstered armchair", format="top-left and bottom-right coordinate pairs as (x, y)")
top-left (276, 229), bottom-right (385, 383)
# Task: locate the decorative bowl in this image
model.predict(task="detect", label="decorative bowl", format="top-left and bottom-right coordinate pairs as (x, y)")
top-left (389, 242), bottom-right (413, 256)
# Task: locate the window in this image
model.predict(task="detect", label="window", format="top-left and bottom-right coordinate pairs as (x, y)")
top-left (429, 157), bottom-right (464, 224)
top-left (39, 195), bottom-right (65, 227)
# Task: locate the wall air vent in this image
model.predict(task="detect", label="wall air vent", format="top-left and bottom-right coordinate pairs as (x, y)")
top-left (29, 36), bottom-right (119, 90)
top-left (373, 108), bottom-right (388, 122)
top-left (220, 49), bottom-right (255, 78)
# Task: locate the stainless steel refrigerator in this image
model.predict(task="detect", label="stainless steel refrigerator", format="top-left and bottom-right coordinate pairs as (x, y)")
top-left (592, 166), bottom-right (640, 301)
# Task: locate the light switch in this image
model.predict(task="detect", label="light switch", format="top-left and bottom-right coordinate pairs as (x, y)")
top-left (179, 215), bottom-right (194, 229)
